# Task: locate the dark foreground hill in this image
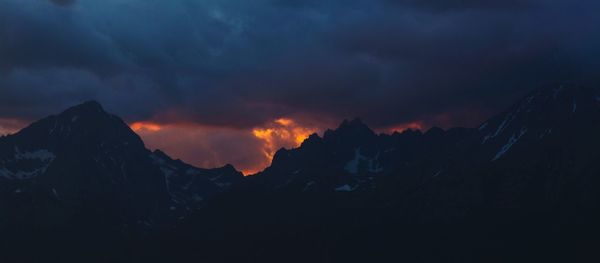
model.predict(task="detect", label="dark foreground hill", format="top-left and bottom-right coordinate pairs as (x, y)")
top-left (1, 84), bottom-right (600, 262)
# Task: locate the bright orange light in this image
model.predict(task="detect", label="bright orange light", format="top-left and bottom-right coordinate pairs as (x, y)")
top-left (130, 122), bottom-right (163, 132)
top-left (128, 119), bottom-right (319, 176)
top-left (252, 118), bottom-right (317, 165)
top-left (293, 129), bottom-right (312, 145)
top-left (252, 128), bottom-right (277, 160)
top-left (274, 118), bottom-right (294, 126)
top-left (240, 169), bottom-right (261, 176)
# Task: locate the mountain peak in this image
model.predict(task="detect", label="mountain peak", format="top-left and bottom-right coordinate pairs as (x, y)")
top-left (477, 83), bottom-right (600, 152)
top-left (339, 118), bottom-right (368, 129)
top-left (60, 100), bottom-right (107, 119)
top-left (77, 100), bottom-right (104, 111)
top-left (300, 133), bottom-right (322, 147)
top-left (12, 100), bottom-right (144, 153)
top-left (329, 118), bottom-right (374, 136)
top-left (321, 118), bottom-right (376, 146)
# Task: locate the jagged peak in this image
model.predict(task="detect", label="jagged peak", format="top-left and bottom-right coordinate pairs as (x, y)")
top-left (300, 133), bottom-right (322, 147)
top-left (390, 128), bottom-right (423, 137)
top-left (338, 118), bottom-right (370, 130)
top-left (425, 127), bottom-right (445, 137)
top-left (216, 163), bottom-right (241, 174)
top-left (324, 118), bottom-right (376, 141)
top-left (271, 147), bottom-right (292, 164)
top-left (220, 163), bottom-right (236, 170)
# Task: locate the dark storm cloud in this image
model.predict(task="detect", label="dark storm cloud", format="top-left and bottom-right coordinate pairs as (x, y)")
top-left (1, 0), bottom-right (599, 130)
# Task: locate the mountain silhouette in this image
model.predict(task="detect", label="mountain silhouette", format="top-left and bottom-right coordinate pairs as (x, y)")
top-left (170, 84), bottom-right (600, 262)
top-left (1, 84), bottom-right (600, 262)
top-left (0, 101), bottom-right (243, 250)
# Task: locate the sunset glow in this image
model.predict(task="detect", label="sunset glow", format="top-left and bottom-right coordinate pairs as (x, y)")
top-left (0, 118), bottom-right (26, 136)
top-left (130, 122), bottom-right (163, 132)
top-left (129, 118), bottom-right (428, 176)
top-left (128, 118), bottom-right (320, 176)
top-left (387, 122), bottom-right (424, 133)
top-left (252, 118), bottom-right (317, 162)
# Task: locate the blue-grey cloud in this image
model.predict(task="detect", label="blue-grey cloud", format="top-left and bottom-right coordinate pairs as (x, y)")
top-left (50, 0), bottom-right (76, 7)
top-left (0, 0), bottom-right (599, 130)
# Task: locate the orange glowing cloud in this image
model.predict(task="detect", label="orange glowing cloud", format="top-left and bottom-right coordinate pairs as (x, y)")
top-left (128, 118), bottom-right (430, 176)
top-left (252, 118), bottom-right (318, 166)
top-left (274, 118), bottom-right (294, 126)
top-left (130, 121), bottom-right (265, 175)
top-left (128, 118), bottom-right (320, 176)
top-left (130, 122), bottom-right (163, 132)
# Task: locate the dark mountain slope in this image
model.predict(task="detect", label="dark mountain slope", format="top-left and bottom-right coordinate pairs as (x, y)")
top-left (166, 84), bottom-right (600, 263)
top-left (0, 101), bottom-right (244, 262)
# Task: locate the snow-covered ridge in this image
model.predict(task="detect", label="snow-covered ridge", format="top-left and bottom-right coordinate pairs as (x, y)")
top-left (14, 148), bottom-right (55, 162)
top-left (149, 153), bottom-right (177, 195)
top-left (482, 112), bottom-right (516, 144)
top-left (344, 148), bottom-right (383, 174)
top-left (492, 128), bottom-right (528, 161)
top-left (0, 148), bottom-right (56, 179)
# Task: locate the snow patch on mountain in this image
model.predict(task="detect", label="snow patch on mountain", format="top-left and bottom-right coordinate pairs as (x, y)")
top-left (192, 194), bottom-right (203, 202)
top-left (483, 113), bottom-right (516, 144)
top-left (0, 148), bottom-right (56, 179)
top-left (208, 172), bottom-right (229, 186)
top-left (149, 153), bottom-right (176, 196)
top-left (344, 148), bottom-right (383, 174)
top-left (525, 94), bottom-right (536, 104)
top-left (345, 149), bottom-right (362, 174)
top-left (492, 128), bottom-right (528, 161)
top-left (303, 181), bottom-right (316, 192)
top-left (335, 184), bottom-right (357, 192)
top-left (14, 148), bottom-right (55, 161)
top-left (52, 188), bottom-right (60, 200)
top-left (478, 122), bottom-right (488, 131)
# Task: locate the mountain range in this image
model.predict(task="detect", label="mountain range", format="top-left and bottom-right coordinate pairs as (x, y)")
top-left (1, 84), bottom-right (600, 262)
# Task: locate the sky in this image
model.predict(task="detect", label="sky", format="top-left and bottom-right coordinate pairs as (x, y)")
top-left (1, 0), bottom-right (600, 173)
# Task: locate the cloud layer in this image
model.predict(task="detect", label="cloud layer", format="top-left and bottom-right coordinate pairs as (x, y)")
top-left (2, 0), bottom-right (599, 170)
